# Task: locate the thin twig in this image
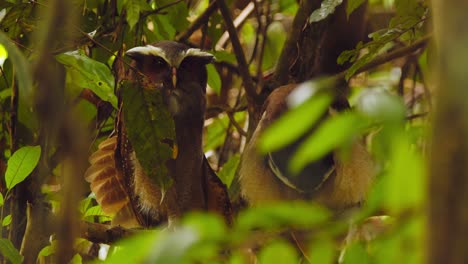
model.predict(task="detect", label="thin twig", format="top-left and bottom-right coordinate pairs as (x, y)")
top-left (217, 0), bottom-right (258, 103)
top-left (255, 2), bottom-right (271, 94)
top-left (406, 112), bottom-right (428, 120)
top-left (216, 2), bottom-right (255, 49)
top-left (248, 0), bottom-right (263, 65)
top-left (310, 35), bottom-right (432, 98)
top-left (206, 104), bottom-right (247, 119)
top-left (73, 26), bottom-right (141, 75)
top-left (213, 61), bottom-right (259, 83)
top-left (141, 0), bottom-right (184, 19)
top-left (176, 1), bottom-right (219, 43)
top-left (415, 63), bottom-right (432, 111)
top-left (227, 112), bottom-right (248, 137)
top-left (409, 60), bottom-right (418, 113)
top-left (350, 34), bottom-right (432, 77)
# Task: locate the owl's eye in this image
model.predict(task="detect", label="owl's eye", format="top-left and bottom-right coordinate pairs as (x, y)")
top-left (152, 56), bottom-right (167, 68)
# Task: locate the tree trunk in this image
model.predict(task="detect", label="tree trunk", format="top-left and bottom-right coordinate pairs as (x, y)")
top-left (429, 1), bottom-right (468, 263)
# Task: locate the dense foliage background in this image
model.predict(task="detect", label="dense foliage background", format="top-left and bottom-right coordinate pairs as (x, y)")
top-left (0, 0), bottom-right (466, 263)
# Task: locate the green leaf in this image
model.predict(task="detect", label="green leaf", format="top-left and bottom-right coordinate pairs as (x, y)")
top-left (106, 228), bottom-right (198, 264)
top-left (258, 92), bottom-right (333, 154)
top-left (0, 238), bottom-right (23, 264)
top-left (211, 51), bottom-right (236, 64)
top-left (79, 197), bottom-right (93, 215)
top-left (38, 245), bottom-right (55, 257)
top-left (345, 52), bottom-right (374, 80)
top-left (56, 51), bottom-right (117, 108)
top-left (228, 252), bottom-right (246, 264)
top-left (384, 134), bottom-right (426, 213)
top-left (289, 112), bottom-right (366, 174)
top-left (217, 154), bottom-right (240, 187)
top-left (182, 212), bottom-right (226, 241)
top-left (70, 253), bottom-right (82, 264)
top-left (84, 205), bottom-right (108, 218)
top-left (105, 231), bottom-right (160, 263)
top-left (5, 145), bottom-right (41, 190)
top-left (341, 242), bottom-right (369, 264)
top-left (154, 0), bottom-right (188, 33)
top-left (123, 0), bottom-right (142, 30)
top-left (278, 0), bottom-right (299, 14)
top-left (346, 0), bottom-right (366, 18)
top-left (2, 215), bottom-right (11, 227)
top-left (151, 14), bottom-right (177, 40)
top-left (258, 241), bottom-right (299, 264)
top-left (237, 201), bottom-right (330, 230)
top-left (0, 193), bottom-right (4, 207)
top-left (0, 3), bottom-right (33, 39)
top-left (356, 89), bottom-right (406, 124)
top-left (121, 81), bottom-right (176, 190)
top-left (0, 88), bottom-right (11, 101)
top-left (0, 44), bottom-right (7, 67)
top-left (204, 112), bottom-right (245, 152)
top-left (0, 32), bottom-right (35, 130)
top-left (308, 237), bottom-right (334, 264)
top-left (262, 21), bottom-right (286, 71)
top-left (309, 0), bottom-right (343, 23)
top-left (206, 64), bottom-right (221, 95)
top-left (204, 116), bottom-right (229, 152)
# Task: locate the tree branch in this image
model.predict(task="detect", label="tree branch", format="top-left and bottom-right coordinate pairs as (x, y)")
top-left (272, 0), bottom-right (321, 86)
top-left (226, 112), bottom-right (248, 138)
top-left (216, 2), bottom-right (255, 49)
top-left (80, 222), bottom-right (136, 244)
top-left (176, 1), bottom-right (219, 43)
top-left (216, 0), bottom-right (259, 105)
top-left (352, 34), bottom-right (431, 77)
top-left (335, 34), bottom-right (432, 80)
top-left (141, 0), bottom-right (184, 19)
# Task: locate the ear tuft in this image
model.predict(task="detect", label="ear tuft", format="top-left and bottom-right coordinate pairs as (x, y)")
top-left (184, 49), bottom-right (215, 64)
top-left (125, 45), bottom-right (168, 62)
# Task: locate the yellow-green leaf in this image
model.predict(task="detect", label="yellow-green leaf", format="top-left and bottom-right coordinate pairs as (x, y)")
top-left (0, 44), bottom-right (7, 67)
top-left (207, 64), bottom-right (221, 95)
top-left (259, 93), bottom-right (332, 154)
top-left (289, 112), bottom-right (366, 174)
top-left (5, 145), bottom-right (41, 190)
top-left (56, 51), bottom-right (117, 108)
top-left (0, 239), bottom-right (23, 264)
top-left (2, 215), bottom-right (11, 227)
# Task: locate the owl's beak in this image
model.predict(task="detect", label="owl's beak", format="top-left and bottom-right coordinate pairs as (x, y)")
top-left (172, 67), bottom-right (177, 87)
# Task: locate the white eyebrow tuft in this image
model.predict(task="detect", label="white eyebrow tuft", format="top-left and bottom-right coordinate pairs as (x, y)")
top-left (173, 48), bottom-right (215, 67)
top-left (125, 45), bottom-right (170, 63)
top-left (184, 48), bottom-right (215, 59)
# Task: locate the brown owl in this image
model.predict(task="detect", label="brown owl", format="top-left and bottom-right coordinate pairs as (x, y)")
top-left (85, 41), bottom-right (231, 228)
top-left (239, 84), bottom-right (375, 212)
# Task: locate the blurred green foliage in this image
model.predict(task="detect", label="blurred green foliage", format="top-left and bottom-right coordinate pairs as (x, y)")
top-left (0, 0), bottom-right (431, 263)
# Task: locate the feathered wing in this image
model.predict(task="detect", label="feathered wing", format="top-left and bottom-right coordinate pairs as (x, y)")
top-left (84, 136), bottom-right (140, 228)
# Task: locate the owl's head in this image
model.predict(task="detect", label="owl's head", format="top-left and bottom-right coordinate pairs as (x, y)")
top-left (126, 41), bottom-right (214, 118)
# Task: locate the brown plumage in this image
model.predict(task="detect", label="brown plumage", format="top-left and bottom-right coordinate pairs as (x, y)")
top-left (239, 84), bottom-right (375, 211)
top-left (85, 41), bottom-right (231, 227)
